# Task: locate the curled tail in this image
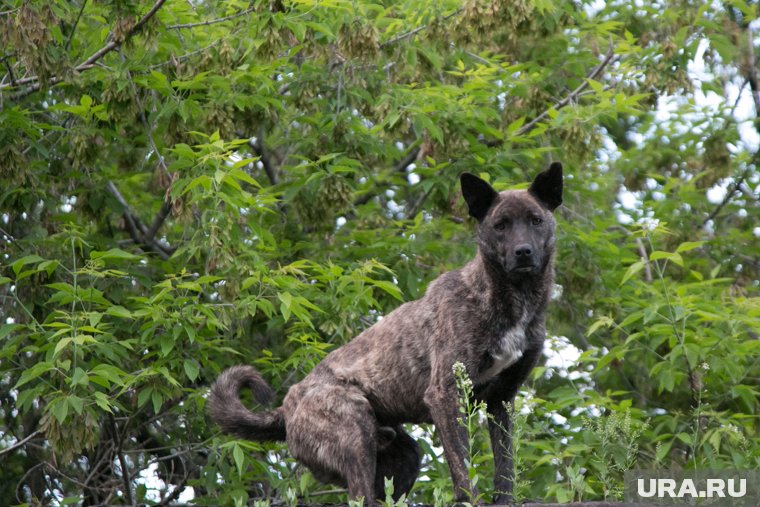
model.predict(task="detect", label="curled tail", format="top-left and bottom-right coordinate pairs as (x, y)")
top-left (208, 365), bottom-right (286, 441)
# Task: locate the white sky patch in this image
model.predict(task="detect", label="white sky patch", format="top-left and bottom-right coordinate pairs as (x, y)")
top-left (550, 412), bottom-right (568, 425)
top-left (706, 181), bottom-right (729, 204)
top-left (617, 186), bottom-right (640, 210)
top-left (137, 462), bottom-right (195, 503)
top-left (615, 186), bottom-right (640, 225)
top-left (582, 0), bottom-right (605, 18)
top-left (543, 336), bottom-right (580, 376)
top-left (687, 39), bottom-right (712, 82)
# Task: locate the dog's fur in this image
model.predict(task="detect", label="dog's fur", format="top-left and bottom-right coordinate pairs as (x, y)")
top-left (208, 163), bottom-right (563, 503)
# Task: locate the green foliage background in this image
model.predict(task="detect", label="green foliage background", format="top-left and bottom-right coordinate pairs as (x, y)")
top-left (0, 0), bottom-right (758, 505)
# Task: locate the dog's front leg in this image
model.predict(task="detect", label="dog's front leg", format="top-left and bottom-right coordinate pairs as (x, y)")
top-left (424, 377), bottom-right (474, 502)
top-left (482, 341), bottom-right (543, 503)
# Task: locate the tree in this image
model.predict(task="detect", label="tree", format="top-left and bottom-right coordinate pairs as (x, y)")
top-left (0, 0), bottom-right (757, 505)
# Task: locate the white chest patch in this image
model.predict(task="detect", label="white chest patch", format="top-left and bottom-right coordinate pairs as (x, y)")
top-left (478, 314), bottom-right (531, 383)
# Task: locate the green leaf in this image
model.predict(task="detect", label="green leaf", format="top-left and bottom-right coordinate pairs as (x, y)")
top-left (93, 391), bottom-right (113, 413)
top-left (90, 248), bottom-right (141, 261)
top-left (676, 432), bottom-right (693, 445)
top-left (184, 359), bottom-right (200, 382)
top-left (54, 337), bottom-right (73, 357)
top-left (106, 305), bottom-right (133, 319)
top-left (71, 367), bottom-right (89, 386)
top-left (368, 279), bottom-right (403, 300)
top-left (50, 398), bottom-right (70, 423)
top-left (233, 443), bottom-right (245, 477)
top-left (675, 241), bottom-right (704, 253)
top-left (649, 250), bottom-right (684, 266)
top-left (15, 362), bottom-right (53, 388)
top-left (0, 323), bottom-right (22, 340)
top-left (278, 291), bottom-right (293, 322)
top-left (732, 385), bottom-right (758, 412)
top-left (137, 387), bottom-right (153, 409)
top-left (656, 439), bottom-right (673, 462)
top-left (68, 395), bottom-right (84, 415)
top-left (11, 255), bottom-right (44, 276)
top-left (620, 259), bottom-right (645, 285)
top-left (586, 316), bottom-right (614, 336)
top-left (152, 389), bottom-right (163, 413)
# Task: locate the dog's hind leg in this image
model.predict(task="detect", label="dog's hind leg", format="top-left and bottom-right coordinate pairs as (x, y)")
top-left (374, 425), bottom-right (420, 500)
top-left (285, 383), bottom-right (378, 503)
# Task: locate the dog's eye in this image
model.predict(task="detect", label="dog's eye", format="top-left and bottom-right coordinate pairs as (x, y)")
top-left (531, 217), bottom-right (543, 226)
top-left (494, 220), bottom-right (508, 231)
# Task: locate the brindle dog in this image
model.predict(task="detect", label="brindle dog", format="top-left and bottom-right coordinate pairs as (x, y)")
top-left (208, 163), bottom-right (563, 503)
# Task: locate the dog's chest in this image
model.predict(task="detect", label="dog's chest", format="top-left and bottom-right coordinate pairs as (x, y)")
top-left (477, 313), bottom-right (531, 383)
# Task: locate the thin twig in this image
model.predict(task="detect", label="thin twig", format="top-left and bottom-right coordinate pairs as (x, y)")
top-left (119, 50), bottom-right (170, 179)
top-left (156, 473), bottom-right (190, 506)
top-left (745, 24), bottom-right (760, 132)
top-left (516, 42), bottom-right (618, 137)
top-left (701, 168), bottom-right (751, 227)
top-left (0, 430), bottom-right (41, 458)
top-left (250, 134), bottom-right (278, 186)
top-left (65, 0), bottom-right (88, 51)
top-left (1, 55), bottom-right (16, 86)
top-left (379, 8), bottom-right (463, 48)
top-left (634, 237), bottom-right (653, 283)
top-left (145, 200), bottom-right (173, 241)
top-left (405, 185), bottom-right (434, 219)
top-left (354, 145), bottom-right (421, 207)
top-left (15, 461), bottom-right (47, 503)
top-left (109, 415), bottom-right (133, 505)
top-left (730, 78), bottom-right (748, 118)
top-left (167, 6), bottom-right (255, 30)
top-left (147, 40), bottom-right (222, 70)
top-left (106, 181), bottom-right (172, 259)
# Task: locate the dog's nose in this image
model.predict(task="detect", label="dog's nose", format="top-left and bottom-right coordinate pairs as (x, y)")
top-left (514, 244), bottom-right (533, 258)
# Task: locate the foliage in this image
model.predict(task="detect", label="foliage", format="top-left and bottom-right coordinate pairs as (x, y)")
top-left (0, 0), bottom-right (758, 505)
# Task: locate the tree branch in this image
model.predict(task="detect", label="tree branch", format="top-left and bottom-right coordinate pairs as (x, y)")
top-left (119, 49), bottom-right (170, 179)
top-left (0, 430), bottom-right (41, 458)
top-left (354, 145), bottom-right (421, 207)
top-left (516, 43), bottom-right (618, 137)
top-left (405, 185), bottom-right (434, 219)
top-left (635, 237), bottom-right (653, 283)
top-left (379, 8), bottom-right (463, 49)
top-left (65, 0), bottom-right (89, 51)
top-left (145, 200), bottom-right (173, 242)
top-left (745, 24), bottom-right (760, 135)
top-left (106, 181), bottom-right (173, 259)
top-left (250, 135), bottom-right (278, 186)
top-left (701, 167), bottom-right (751, 227)
top-left (5, 0), bottom-right (167, 98)
top-left (109, 415), bottom-right (133, 505)
top-left (166, 7), bottom-right (255, 30)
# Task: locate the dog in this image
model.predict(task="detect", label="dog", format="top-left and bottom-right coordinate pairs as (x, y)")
top-left (208, 162), bottom-right (563, 503)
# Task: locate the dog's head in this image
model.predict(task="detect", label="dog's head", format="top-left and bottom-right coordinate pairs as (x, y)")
top-left (460, 163), bottom-right (562, 277)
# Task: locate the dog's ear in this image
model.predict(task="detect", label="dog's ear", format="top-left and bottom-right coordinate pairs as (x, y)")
top-left (529, 162), bottom-right (563, 211)
top-left (461, 172), bottom-right (498, 221)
